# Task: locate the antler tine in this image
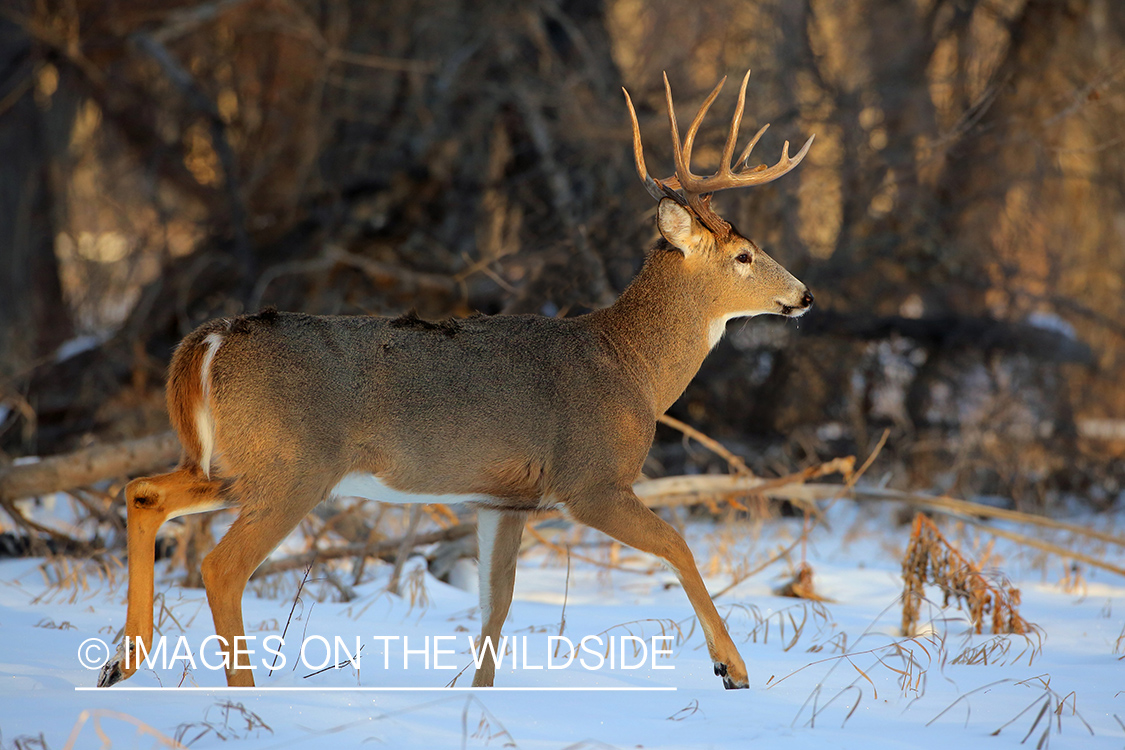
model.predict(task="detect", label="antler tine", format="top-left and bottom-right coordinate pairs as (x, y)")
top-left (688, 130), bottom-right (815, 193)
top-left (791, 133), bottom-right (816, 164)
top-left (731, 133), bottom-right (816, 187)
top-left (662, 72), bottom-right (733, 234)
top-left (736, 123), bottom-right (770, 169)
top-left (622, 87), bottom-right (667, 202)
top-left (719, 70), bottom-right (751, 175)
top-left (679, 75), bottom-right (727, 180)
top-left (662, 72), bottom-right (685, 184)
top-left (662, 72), bottom-right (732, 235)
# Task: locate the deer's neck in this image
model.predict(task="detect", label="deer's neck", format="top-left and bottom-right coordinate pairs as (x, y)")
top-left (592, 248), bottom-right (717, 416)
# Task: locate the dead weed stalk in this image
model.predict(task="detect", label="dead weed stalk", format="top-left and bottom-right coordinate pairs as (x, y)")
top-left (902, 513), bottom-right (1035, 637)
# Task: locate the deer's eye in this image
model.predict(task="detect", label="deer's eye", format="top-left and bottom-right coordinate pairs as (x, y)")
top-left (736, 252), bottom-right (753, 265)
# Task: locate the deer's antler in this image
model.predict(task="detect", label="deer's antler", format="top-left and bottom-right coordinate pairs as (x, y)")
top-left (624, 70), bottom-right (814, 237)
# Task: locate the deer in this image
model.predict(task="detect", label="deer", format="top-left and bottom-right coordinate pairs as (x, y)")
top-left (96, 70), bottom-right (814, 691)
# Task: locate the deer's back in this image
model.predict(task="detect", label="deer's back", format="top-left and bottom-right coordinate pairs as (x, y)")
top-left (201, 310), bottom-right (652, 503)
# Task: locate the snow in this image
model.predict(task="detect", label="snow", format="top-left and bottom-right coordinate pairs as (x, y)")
top-left (1, 500), bottom-right (1123, 749)
top-left (53, 332), bottom-right (113, 364)
top-left (1026, 311), bottom-right (1077, 340)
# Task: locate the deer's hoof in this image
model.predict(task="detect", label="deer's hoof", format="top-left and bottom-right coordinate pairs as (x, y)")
top-left (97, 658), bottom-right (123, 688)
top-left (714, 661), bottom-right (749, 689)
top-left (96, 641), bottom-right (133, 688)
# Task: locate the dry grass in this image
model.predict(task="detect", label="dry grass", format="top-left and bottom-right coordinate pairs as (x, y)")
top-left (724, 600), bottom-right (838, 653)
top-left (902, 513), bottom-right (1034, 637)
top-left (2, 733), bottom-right (50, 750)
top-left (766, 590), bottom-right (1046, 730)
top-left (459, 694), bottom-right (518, 749)
top-left (759, 518), bottom-right (1050, 731)
top-left (928, 675), bottom-right (1093, 747)
top-left (771, 635), bottom-right (941, 728)
top-left (173, 701), bottom-right (272, 746)
top-left (665, 699), bottom-right (702, 721)
top-left (400, 562), bottom-right (431, 617)
top-left (30, 554), bottom-right (122, 605)
top-left (62, 709), bottom-right (187, 750)
top-left (265, 564), bottom-right (310, 679)
top-left (948, 632), bottom-right (1043, 667)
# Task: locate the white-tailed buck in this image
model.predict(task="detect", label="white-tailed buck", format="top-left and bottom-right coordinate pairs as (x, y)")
top-left (98, 70), bottom-right (813, 690)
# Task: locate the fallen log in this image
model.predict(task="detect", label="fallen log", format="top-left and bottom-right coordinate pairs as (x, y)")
top-left (0, 432), bottom-right (179, 502)
top-left (632, 476), bottom-right (1125, 577)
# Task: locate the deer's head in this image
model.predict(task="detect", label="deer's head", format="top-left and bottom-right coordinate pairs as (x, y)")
top-left (625, 71), bottom-right (815, 330)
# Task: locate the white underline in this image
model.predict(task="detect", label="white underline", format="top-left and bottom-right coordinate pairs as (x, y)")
top-left (75, 686), bottom-right (676, 692)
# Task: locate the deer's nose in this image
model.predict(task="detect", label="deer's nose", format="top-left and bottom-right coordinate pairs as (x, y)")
top-left (800, 290), bottom-right (814, 308)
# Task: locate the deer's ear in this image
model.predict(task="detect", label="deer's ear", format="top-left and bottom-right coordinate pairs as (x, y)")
top-left (657, 198), bottom-right (705, 256)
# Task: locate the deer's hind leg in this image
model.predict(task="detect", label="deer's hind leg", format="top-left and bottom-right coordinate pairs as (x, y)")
top-left (200, 473), bottom-right (330, 687)
top-left (98, 468), bottom-right (230, 687)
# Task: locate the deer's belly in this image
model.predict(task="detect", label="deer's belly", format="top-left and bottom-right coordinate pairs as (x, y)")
top-left (330, 472), bottom-right (492, 506)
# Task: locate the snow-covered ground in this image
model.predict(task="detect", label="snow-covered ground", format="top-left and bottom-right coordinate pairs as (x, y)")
top-left (1, 500), bottom-right (1122, 749)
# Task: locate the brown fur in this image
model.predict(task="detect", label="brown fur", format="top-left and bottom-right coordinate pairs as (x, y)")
top-left (165, 333), bottom-right (207, 466)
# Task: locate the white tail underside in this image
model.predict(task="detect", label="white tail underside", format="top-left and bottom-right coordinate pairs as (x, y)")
top-left (196, 332), bottom-right (223, 478)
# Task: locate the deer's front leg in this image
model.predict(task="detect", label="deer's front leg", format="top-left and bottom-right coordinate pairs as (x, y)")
top-left (567, 488), bottom-right (748, 689)
top-left (471, 508), bottom-right (526, 687)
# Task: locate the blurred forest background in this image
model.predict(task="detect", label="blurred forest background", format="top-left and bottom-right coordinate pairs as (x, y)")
top-left (1, 0), bottom-right (1123, 524)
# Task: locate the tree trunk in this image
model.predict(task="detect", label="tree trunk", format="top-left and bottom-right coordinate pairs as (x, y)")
top-left (0, 15), bottom-right (73, 386)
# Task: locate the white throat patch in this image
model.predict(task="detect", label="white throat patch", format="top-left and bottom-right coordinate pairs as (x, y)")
top-left (707, 311), bottom-right (762, 349)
